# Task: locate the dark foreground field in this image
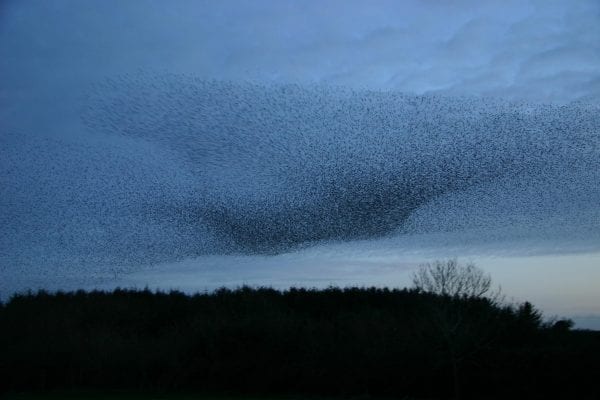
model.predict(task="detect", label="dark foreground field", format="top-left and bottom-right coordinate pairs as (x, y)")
top-left (1, 287), bottom-right (599, 399)
top-left (2, 394), bottom-right (300, 400)
top-left (2, 393), bottom-right (318, 400)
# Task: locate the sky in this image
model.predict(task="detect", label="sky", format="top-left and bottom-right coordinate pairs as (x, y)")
top-left (2, 0), bottom-right (600, 135)
top-left (1, 0), bottom-right (600, 327)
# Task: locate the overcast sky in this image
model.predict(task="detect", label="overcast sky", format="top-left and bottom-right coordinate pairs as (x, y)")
top-left (1, 0), bottom-right (599, 131)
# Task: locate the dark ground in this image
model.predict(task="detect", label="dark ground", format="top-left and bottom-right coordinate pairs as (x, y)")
top-left (1, 287), bottom-right (599, 400)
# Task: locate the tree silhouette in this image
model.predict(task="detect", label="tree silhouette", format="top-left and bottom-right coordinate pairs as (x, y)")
top-left (412, 258), bottom-right (496, 299)
top-left (412, 259), bottom-right (502, 400)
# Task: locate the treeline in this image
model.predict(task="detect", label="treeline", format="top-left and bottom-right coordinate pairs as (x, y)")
top-left (1, 287), bottom-right (599, 399)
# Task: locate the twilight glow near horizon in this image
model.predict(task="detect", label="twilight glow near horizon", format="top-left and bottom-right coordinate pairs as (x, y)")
top-left (1, 0), bottom-right (599, 327)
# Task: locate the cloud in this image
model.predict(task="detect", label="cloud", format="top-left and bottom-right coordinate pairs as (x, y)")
top-left (1, 0), bottom-right (599, 114)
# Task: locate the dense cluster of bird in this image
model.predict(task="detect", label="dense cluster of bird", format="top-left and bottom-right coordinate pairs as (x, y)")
top-left (2, 72), bottom-right (599, 289)
top-left (81, 73), bottom-right (600, 252)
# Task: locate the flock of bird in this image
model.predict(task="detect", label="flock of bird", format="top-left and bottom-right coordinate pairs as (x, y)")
top-left (81, 73), bottom-right (600, 251)
top-left (2, 72), bottom-right (599, 290)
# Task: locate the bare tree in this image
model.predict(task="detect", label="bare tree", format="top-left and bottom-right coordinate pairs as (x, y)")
top-left (412, 258), bottom-right (494, 298)
top-left (411, 259), bottom-right (501, 400)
